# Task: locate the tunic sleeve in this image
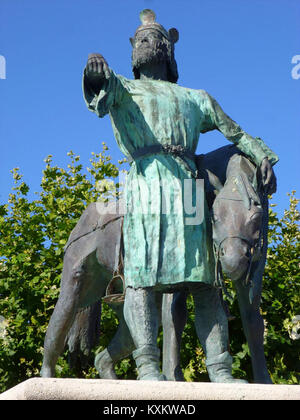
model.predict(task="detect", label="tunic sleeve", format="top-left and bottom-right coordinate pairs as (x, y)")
top-left (200, 91), bottom-right (279, 167)
top-left (82, 69), bottom-right (127, 118)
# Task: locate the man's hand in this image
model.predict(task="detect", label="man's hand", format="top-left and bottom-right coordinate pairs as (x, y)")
top-left (86, 53), bottom-right (111, 81)
top-left (260, 157), bottom-right (277, 195)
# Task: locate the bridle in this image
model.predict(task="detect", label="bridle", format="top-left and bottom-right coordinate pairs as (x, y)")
top-left (212, 205), bottom-right (264, 291)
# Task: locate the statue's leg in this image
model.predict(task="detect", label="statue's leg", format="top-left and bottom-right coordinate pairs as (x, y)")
top-left (95, 303), bottom-right (135, 379)
top-left (162, 291), bottom-right (188, 381)
top-left (123, 286), bottom-right (165, 381)
top-left (191, 283), bottom-right (247, 383)
top-left (234, 278), bottom-right (272, 384)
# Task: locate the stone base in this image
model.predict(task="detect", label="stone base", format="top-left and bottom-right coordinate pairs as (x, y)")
top-left (0, 378), bottom-right (300, 400)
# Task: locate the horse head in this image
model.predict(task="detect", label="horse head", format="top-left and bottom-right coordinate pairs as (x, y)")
top-left (210, 154), bottom-right (264, 283)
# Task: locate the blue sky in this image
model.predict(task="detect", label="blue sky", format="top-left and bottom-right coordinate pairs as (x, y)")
top-left (0, 0), bottom-right (299, 216)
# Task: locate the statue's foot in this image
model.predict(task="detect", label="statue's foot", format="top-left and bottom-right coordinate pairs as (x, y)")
top-left (207, 363), bottom-right (248, 384)
top-left (206, 352), bottom-right (248, 384)
top-left (216, 379), bottom-right (248, 384)
top-left (138, 373), bottom-right (167, 381)
top-left (133, 345), bottom-right (166, 381)
top-left (95, 349), bottom-right (117, 379)
top-left (212, 373), bottom-right (248, 384)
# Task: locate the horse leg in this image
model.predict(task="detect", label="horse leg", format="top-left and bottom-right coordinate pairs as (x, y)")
top-left (191, 284), bottom-right (247, 383)
top-left (41, 249), bottom-right (106, 377)
top-left (162, 291), bottom-right (188, 381)
top-left (95, 302), bottom-right (135, 379)
top-left (234, 278), bottom-right (272, 383)
top-left (98, 290), bottom-right (188, 380)
top-left (41, 259), bottom-right (84, 377)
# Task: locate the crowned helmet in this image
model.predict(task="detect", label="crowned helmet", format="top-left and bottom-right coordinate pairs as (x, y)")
top-left (131, 9), bottom-right (179, 83)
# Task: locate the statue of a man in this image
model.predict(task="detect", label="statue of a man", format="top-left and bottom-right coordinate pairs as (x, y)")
top-left (83, 9), bottom-right (277, 382)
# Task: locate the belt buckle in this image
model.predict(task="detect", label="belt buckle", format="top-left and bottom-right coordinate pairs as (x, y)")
top-left (163, 144), bottom-right (186, 156)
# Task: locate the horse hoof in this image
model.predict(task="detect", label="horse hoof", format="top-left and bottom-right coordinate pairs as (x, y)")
top-left (40, 365), bottom-right (54, 378)
top-left (95, 349), bottom-right (117, 379)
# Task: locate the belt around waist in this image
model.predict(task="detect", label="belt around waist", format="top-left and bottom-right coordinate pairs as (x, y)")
top-left (127, 144), bottom-right (195, 164)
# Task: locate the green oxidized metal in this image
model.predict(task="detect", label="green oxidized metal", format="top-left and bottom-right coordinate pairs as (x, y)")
top-left (83, 71), bottom-right (278, 289)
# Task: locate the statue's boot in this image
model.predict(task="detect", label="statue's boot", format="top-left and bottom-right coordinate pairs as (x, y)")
top-left (123, 286), bottom-right (165, 381)
top-left (133, 345), bottom-right (166, 381)
top-left (206, 351), bottom-right (248, 383)
top-left (94, 349), bottom-right (117, 379)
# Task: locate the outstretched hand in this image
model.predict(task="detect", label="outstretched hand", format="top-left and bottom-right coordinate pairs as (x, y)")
top-left (86, 53), bottom-right (111, 81)
top-left (260, 157), bottom-right (277, 195)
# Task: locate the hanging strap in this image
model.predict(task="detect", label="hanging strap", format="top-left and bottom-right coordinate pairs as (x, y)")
top-left (102, 218), bottom-right (126, 306)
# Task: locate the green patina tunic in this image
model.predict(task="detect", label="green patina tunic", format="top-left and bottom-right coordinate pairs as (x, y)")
top-left (83, 71), bottom-right (278, 289)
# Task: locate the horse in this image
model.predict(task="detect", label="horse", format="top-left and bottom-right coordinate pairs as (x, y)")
top-left (163, 146), bottom-right (272, 383)
top-left (41, 145), bottom-right (272, 383)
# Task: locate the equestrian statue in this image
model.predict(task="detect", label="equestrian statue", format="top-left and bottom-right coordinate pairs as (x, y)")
top-left (41, 9), bottom-right (278, 383)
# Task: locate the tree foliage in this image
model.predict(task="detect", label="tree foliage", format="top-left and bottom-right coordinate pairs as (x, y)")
top-left (260, 193), bottom-right (300, 383)
top-left (0, 145), bottom-right (123, 392)
top-left (0, 147), bottom-right (299, 392)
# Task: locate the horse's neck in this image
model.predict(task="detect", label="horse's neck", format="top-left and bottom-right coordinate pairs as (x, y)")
top-left (223, 155), bottom-right (261, 208)
top-left (202, 144), bottom-right (240, 184)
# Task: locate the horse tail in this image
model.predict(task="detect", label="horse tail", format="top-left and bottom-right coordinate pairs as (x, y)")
top-left (66, 301), bottom-right (102, 372)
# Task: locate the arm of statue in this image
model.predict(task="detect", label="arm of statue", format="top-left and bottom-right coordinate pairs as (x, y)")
top-left (82, 53), bottom-right (126, 118)
top-left (202, 92), bottom-right (278, 195)
top-left (85, 53), bottom-right (111, 94)
top-left (260, 157), bottom-right (277, 195)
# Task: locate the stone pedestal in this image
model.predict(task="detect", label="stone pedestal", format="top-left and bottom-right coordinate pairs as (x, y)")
top-left (0, 378), bottom-right (299, 400)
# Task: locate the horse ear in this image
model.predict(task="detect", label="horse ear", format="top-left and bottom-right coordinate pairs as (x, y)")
top-left (206, 169), bottom-right (223, 193)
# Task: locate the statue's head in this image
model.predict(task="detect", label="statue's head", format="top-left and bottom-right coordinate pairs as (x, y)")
top-left (130, 9), bottom-right (179, 83)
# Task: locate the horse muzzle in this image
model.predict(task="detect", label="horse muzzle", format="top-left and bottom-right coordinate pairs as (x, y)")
top-left (218, 238), bottom-right (251, 281)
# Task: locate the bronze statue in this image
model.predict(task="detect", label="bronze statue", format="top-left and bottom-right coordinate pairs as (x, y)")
top-left (41, 9), bottom-right (277, 383)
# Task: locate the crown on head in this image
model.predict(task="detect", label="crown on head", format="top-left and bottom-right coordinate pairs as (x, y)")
top-left (134, 9), bottom-right (179, 44)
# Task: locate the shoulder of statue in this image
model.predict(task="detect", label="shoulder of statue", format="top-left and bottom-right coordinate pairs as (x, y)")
top-left (185, 88), bottom-right (212, 105)
top-left (185, 87), bottom-right (210, 99)
top-left (198, 89), bottom-right (213, 100)
top-left (113, 72), bottom-right (137, 89)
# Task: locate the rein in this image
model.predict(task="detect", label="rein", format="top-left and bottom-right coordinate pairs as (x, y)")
top-left (213, 235), bottom-right (258, 290)
top-left (212, 197), bottom-right (264, 290)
